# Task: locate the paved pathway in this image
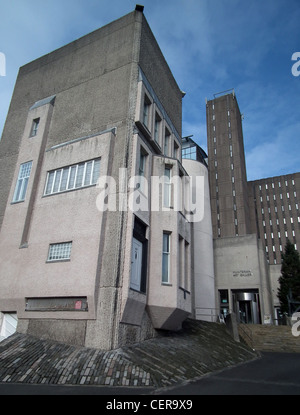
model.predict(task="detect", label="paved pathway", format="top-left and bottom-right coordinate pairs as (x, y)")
top-left (155, 352), bottom-right (300, 395)
top-left (0, 320), bottom-right (257, 388)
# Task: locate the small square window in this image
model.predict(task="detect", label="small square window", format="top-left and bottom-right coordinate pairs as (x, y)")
top-left (47, 242), bottom-right (72, 262)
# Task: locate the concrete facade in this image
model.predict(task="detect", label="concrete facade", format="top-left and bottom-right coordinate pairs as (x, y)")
top-left (0, 7), bottom-right (213, 349)
top-left (182, 158), bottom-right (216, 322)
top-left (206, 91), bottom-right (300, 324)
top-left (0, 10), bottom-right (191, 349)
top-left (2, 6), bottom-right (297, 351)
top-left (206, 91), bottom-right (252, 239)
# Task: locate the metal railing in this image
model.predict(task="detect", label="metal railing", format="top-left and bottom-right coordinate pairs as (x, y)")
top-left (194, 307), bottom-right (230, 323)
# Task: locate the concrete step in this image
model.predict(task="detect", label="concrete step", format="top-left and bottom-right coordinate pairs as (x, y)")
top-left (238, 324), bottom-right (300, 353)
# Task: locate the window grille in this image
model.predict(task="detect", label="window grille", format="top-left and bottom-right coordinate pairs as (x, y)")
top-left (48, 242), bottom-right (72, 261)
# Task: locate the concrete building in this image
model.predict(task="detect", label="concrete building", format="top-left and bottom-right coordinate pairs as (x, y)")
top-left (248, 173), bottom-right (300, 320)
top-left (1, 7), bottom-right (296, 348)
top-left (181, 137), bottom-right (216, 322)
top-left (0, 6), bottom-right (215, 348)
top-left (0, 6), bottom-right (190, 348)
top-left (206, 90), bottom-right (299, 324)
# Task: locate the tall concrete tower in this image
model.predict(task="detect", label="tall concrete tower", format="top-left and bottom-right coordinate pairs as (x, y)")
top-left (206, 91), bottom-right (251, 239)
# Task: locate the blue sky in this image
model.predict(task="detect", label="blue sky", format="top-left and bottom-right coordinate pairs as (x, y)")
top-left (0, 0), bottom-right (299, 180)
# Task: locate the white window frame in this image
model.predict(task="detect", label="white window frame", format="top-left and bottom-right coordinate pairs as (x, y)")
top-left (163, 166), bottom-right (172, 208)
top-left (44, 158), bottom-right (100, 196)
top-left (162, 232), bottom-right (171, 284)
top-left (12, 161), bottom-right (33, 203)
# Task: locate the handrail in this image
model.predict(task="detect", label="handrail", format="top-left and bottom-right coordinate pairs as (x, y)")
top-left (194, 307), bottom-right (232, 323)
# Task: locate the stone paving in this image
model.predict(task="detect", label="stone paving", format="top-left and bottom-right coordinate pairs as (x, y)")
top-left (0, 319), bottom-right (258, 388)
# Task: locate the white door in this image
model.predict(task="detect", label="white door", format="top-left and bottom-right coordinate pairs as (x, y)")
top-left (130, 238), bottom-right (143, 291)
top-left (0, 313), bottom-right (18, 342)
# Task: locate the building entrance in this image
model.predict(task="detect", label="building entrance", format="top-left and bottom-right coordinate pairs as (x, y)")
top-left (239, 300), bottom-right (252, 324)
top-left (232, 290), bottom-right (261, 324)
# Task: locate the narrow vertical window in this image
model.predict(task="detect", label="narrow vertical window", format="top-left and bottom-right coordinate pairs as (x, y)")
top-left (162, 232), bottom-right (170, 284)
top-left (139, 151), bottom-right (146, 178)
top-left (30, 118), bottom-right (40, 137)
top-left (154, 112), bottom-right (161, 143)
top-left (53, 170), bottom-right (62, 193)
top-left (92, 159), bottom-right (101, 184)
top-left (143, 95), bottom-right (151, 129)
top-left (163, 167), bottom-right (171, 208)
top-left (174, 141), bottom-right (179, 159)
top-left (75, 163), bottom-right (85, 188)
top-left (164, 128), bottom-right (171, 156)
top-left (138, 149), bottom-right (147, 193)
top-left (178, 236), bottom-right (184, 287)
top-left (84, 161), bottom-right (93, 186)
top-left (12, 161), bottom-right (33, 202)
top-left (184, 241), bottom-right (190, 290)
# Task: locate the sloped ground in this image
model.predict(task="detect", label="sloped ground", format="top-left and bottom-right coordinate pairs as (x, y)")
top-left (238, 324), bottom-right (300, 353)
top-left (0, 319), bottom-right (258, 388)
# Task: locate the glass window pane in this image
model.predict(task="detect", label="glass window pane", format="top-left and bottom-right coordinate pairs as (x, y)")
top-left (84, 161), bottom-right (93, 186)
top-left (48, 242), bottom-right (72, 261)
top-left (13, 161), bottom-right (32, 202)
top-left (53, 170), bottom-right (62, 193)
top-left (163, 233), bottom-right (169, 252)
top-left (19, 162), bottom-right (32, 179)
top-left (92, 159), bottom-right (100, 184)
top-left (162, 233), bottom-right (170, 283)
top-left (162, 254), bottom-right (169, 283)
top-left (75, 163), bottom-right (84, 188)
top-left (164, 135), bottom-right (169, 156)
top-left (68, 166), bottom-right (77, 189)
top-left (60, 168), bottom-right (69, 191)
top-left (164, 168), bottom-right (171, 208)
top-left (20, 178), bottom-right (29, 200)
top-left (45, 171), bottom-right (55, 195)
top-left (13, 180), bottom-right (23, 201)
